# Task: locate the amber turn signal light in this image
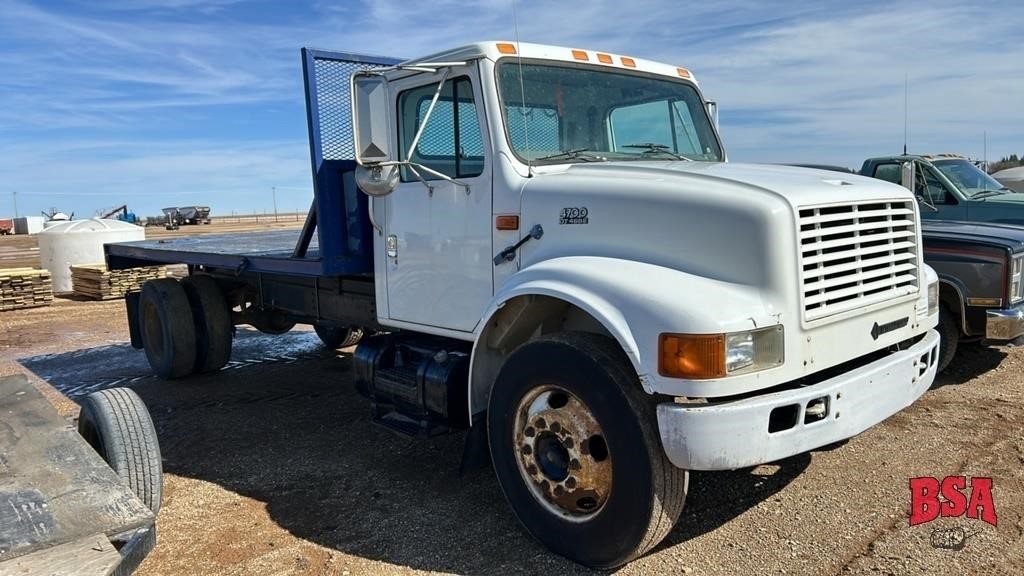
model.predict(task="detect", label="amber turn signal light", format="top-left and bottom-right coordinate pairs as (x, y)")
top-left (495, 215), bottom-right (520, 231)
top-left (658, 333), bottom-right (726, 379)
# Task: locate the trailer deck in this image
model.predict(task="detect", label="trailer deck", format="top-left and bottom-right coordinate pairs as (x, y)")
top-left (0, 374), bottom-right (155, 574)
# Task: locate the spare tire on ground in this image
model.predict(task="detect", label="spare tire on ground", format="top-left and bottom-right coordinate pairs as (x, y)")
top-left (78, 387), bottom-right (164, 515)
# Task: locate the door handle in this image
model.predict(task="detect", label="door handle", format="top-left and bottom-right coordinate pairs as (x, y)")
top-left (493, 225), bottom-right (543, 266)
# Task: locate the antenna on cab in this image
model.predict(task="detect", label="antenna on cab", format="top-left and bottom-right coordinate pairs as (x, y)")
top-left (903, 72), bottom-right (909, 156)
top-left (511, 0), bottom-right (532, 176)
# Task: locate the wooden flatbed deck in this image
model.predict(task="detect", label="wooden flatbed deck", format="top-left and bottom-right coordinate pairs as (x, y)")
top-left (0, 374), bottom-right (155, 574)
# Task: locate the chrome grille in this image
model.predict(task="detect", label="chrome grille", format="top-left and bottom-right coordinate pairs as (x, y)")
top-left (799, 200), bottom-right (919, 322)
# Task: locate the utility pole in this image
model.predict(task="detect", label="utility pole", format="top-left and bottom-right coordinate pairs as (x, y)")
top-left (13, 191), bottom-right (18, 218)
top-left (272, 186), bottom-right (278, 223)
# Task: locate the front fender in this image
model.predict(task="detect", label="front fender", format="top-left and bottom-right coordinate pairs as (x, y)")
top-left (469, 256), bottom-right (780, 414)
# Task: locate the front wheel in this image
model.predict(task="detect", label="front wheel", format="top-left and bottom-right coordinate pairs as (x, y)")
top-left (487, 332), bottom-right (687, 569)
top-left (936, 305), bottom-right (960, 373)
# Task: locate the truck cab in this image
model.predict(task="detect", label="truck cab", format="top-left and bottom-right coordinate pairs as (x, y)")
top-left (110, 42), bottom-right (940, 568)
top-left (861, 153), bottom-right (1024, 224)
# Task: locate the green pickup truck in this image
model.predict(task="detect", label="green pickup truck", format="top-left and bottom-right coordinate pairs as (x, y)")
top-left (861, 154), bottom-right (1024, 224)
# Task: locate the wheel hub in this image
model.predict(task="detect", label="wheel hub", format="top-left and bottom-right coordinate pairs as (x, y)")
top-left (514, 386), bottom-right (612, 519)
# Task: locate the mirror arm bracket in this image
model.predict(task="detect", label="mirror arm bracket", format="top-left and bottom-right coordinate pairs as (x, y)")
top-left (404, 163), bottom-right (435, 196)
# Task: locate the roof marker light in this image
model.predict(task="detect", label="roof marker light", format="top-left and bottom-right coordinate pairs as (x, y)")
top-left (571, 49), bottom-right (589, 61)
top-left (621, 57), bottom-right (636, 68)
top-left (597, 53), bottom-right (613, 64)
top-left (496, 42), bottom-right (517, 55)
top-left (677, 67), bottom-right (692, 79)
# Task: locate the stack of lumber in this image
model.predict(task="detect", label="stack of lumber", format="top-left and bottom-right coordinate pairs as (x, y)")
top-left (0, 268), bottom-right (53, 311)
top-left (70, 264), bottom-right (168, 300)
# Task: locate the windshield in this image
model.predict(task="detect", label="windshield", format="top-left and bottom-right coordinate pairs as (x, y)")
top-left (496, 60), bottom-right (723, 164)
top-left (933, 159), bottom-right (1008, 196)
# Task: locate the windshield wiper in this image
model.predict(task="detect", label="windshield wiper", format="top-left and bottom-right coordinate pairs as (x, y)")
top-left (534, 148), bottom-right (606, 162)
top-left (622, 143), bottom-right (692, 161)
top-left (972, 188), bottom-right (1012, 199)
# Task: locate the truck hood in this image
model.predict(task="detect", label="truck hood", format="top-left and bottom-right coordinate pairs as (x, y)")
top-left (975, 192), bottom-right (1024, 204)
top-left (922, 220), bottom-right (1024, 252)
top-left (531, 160), bottom-right (914, 208)
top-left (519, 160), bottom-right (919, 291)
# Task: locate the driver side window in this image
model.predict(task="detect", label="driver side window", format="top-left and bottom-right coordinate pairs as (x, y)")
top-left (397, 76), bottom-right (484, 182)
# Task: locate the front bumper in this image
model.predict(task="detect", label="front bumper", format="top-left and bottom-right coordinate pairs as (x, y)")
top-left (656, 329), bottom-right (939, 471)
top-left (986, 304), bottom-right (1024, 341)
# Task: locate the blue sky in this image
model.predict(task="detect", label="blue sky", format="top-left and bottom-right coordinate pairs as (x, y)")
top-left (1, 0), bottom-right (1022, 218)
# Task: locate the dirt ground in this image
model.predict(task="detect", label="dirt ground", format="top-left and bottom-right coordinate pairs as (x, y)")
top-left (1, 284), bottom-right (1023, 574)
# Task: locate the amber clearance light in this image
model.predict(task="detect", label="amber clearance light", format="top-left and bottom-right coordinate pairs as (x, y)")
top-left (659, 326), bottom-right (785, 379)
top-left (659, 333), bottom-right (726, 379)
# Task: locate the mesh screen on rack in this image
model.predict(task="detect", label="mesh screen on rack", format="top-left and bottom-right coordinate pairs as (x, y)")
top-left (314, 58), bottom-right (391, 161)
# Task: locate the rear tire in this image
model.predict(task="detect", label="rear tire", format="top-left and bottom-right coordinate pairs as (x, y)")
top-left (937, 305), bottom-right (960, 373)
top-left (139, 279), bottom-right (196, 379)
top-left (487, 332), bottom-right (687, 569)
top-left (314, 325), bottom-right (364, 349)
top-left (78, 388), bottom-right (163, 515)
top-left (181, 275), bottom-right (232, 373)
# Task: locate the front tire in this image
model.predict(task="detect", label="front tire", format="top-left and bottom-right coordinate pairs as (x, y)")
top-left (936, 305), bottom-right (960, 373)
top-left (487, 332), bottom-right (687, 569)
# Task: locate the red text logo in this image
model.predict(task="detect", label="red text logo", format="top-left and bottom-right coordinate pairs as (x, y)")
top-left (909, 476), bottom-right (997, 527)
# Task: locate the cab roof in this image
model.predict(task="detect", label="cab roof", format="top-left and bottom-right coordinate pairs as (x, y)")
top-left (400, 41), bottom-right (700, 85)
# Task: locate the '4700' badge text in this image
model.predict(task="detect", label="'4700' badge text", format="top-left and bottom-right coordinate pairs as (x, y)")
top-left (560, 207), bottom-right (589, 225)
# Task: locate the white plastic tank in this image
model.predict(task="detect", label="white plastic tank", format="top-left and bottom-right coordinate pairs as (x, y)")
top-left (39, 218), bottom-right (145, 293)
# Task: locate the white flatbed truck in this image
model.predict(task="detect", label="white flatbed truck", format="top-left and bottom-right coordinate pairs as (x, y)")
top-left (105, 42), bottom-right (941, 568)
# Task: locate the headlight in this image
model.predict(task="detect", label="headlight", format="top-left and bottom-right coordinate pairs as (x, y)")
top-left (659, 326), bottom-right (784, 379)
top-left (927, 280), bottom-right (939, 316)
top-left (1011, 255), bottom-right (1023, 304)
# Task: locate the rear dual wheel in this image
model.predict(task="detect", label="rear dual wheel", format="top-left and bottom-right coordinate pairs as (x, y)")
top-left (314, 324), bottom-right (364, 349)
top-left (488, 332), bottom-right (687, 569)
top-left (139, 276), bottom-right (232, 379)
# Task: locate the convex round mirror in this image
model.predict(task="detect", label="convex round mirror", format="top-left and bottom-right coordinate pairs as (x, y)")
top-left (355, 164), bottom-right (399, 197)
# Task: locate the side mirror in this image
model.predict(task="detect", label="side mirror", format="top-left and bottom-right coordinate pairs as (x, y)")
top-left (706, 100), bottom-right (719, 130)
top-left (354, 164), bottom-right (399, 197)
top-left (351, 72), bottom-right (392, 165)
top-left (900, 161), bottom-right (916, 192)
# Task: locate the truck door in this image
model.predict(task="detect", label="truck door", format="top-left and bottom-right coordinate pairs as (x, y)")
top-left (914, 162), bottom-right (968, 221)
top-left (382, 67), bottom-right (493, 332)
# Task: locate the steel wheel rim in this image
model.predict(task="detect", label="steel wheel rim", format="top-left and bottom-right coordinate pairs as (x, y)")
top-left (513, 384), bottom-right (612, 522)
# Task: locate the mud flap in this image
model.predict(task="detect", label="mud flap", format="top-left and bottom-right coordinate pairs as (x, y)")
top-left (459, 413), bottom-right (491, 477)
top-left (125, 292), bottom-right (143, 349)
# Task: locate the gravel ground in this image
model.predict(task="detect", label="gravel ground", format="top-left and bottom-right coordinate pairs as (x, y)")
top-left (1, 298), bottom-right (1021, 576)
